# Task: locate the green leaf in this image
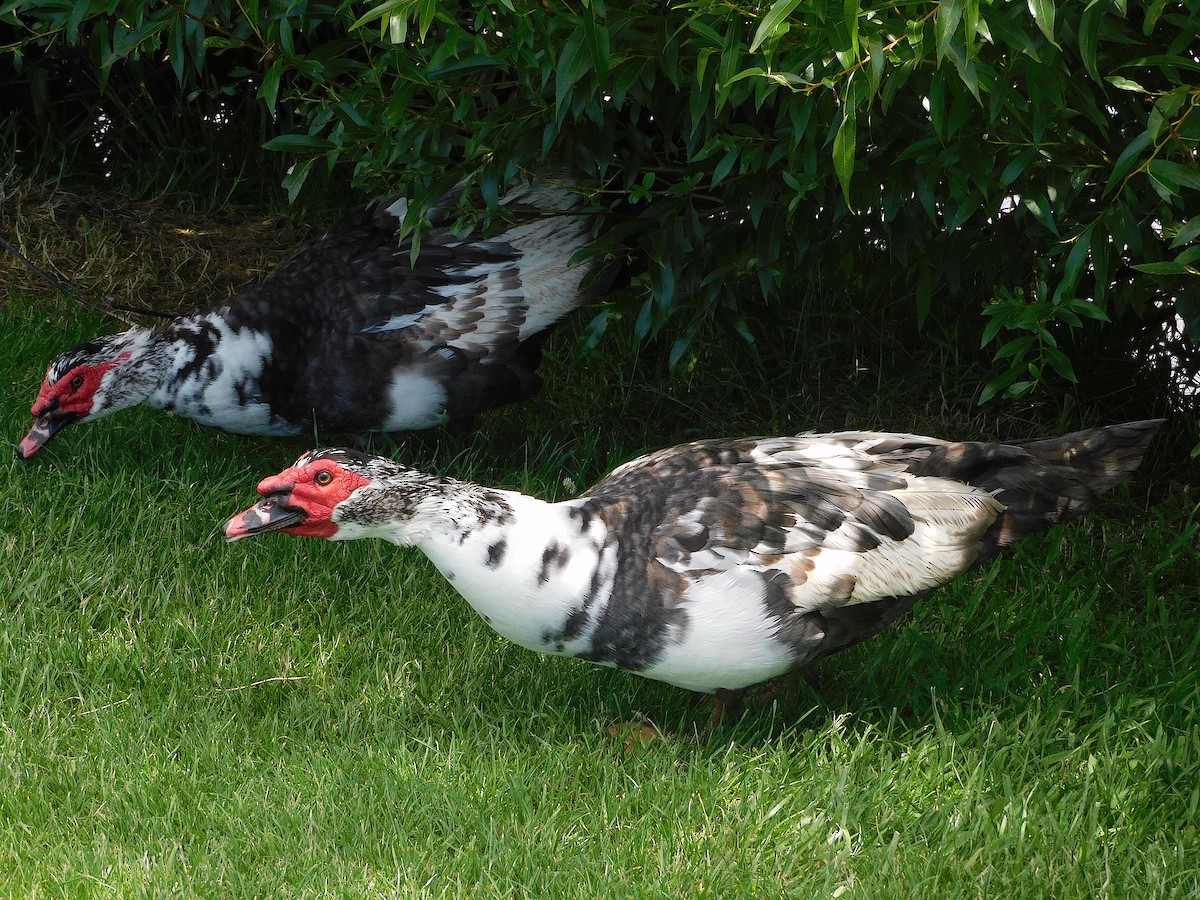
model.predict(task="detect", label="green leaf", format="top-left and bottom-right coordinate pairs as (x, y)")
top-left (1078, 3), bottom-right (1101, 82)
top-left (979, 365), bottom-right (1022, 403)
top-left (258, 61), bottom-right (283, 112)
top-left (668, 334), bottom-right (692, 370)
top-left (711, 146), bottom-right (740, 187)
top-left (1054, 225), bottom-right (1093, 301)
top-left (64, 0), bottom-right (88, 44)
top-left (867, 35), bottom-right (884, 100)
top-left (1149, 160), bottom-right (1200, 192)
top-left (281, 158), bottom-right (314, 204)
top-left (1065, 297), bottom-right (1110, 323)
top-left (1104, 132), bottom-right (1151, 194)
top-left (350, 0), bottom-right (407, 33)
top-left (580, 309), bottom-right (612, 353)
top-left (1045, 346), bottom-right (1077, 382)
top-left (1027, 0), bottom-right (1056, 45)
top-left (936, 0), bottom-right (963, 62)
top-left (633, 295), bottom-right (654, 341)
top-left (980, 311), bottom-right (1009, 348)
top-left (750, 0), bottom-right (802, 53)
top-left (1132, 261), bottom-right (1193, 275)
top-left (833, 104), bottom-right (856, 209)
top-left (582, 12), bottom-right (610, 81)
top-left (996, 334), bottom-right (1035, 361)
top-left (480, 173), bottom-right (499, 208)
top-left (1021, 192), bottom-right (1059, 236)
top-left (1173, 245), bottom-right (1200, 266)
top-left (167, 18), bottom-right (184, 82)
top-left (263, 133), bottom-right (337, 152)
top-left (554, 30), bottom-right (590, 120)
top-left (1105, 76), bottom-right (1148, 92)
top-left (845, 0), bottom-right (860, 57)
top-left (1000, 151), bottom-right (1033, 188)
top-left (721, 66), bottom-right (766, 88)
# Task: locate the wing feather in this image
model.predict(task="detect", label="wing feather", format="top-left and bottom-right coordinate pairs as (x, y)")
top-left (582, 435), bottom-right (1005, 615)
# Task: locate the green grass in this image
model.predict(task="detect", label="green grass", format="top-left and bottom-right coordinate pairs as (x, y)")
top-left (2, 296), bottom-right (1198, 898)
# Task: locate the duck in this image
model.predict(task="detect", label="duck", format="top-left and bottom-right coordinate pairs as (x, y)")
top-left (17, 176), bottom-right (601, 460)
top-left (223, 420), bottom-right (1162, 723)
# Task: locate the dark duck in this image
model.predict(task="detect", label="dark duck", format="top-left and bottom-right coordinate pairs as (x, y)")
top-left (18, 177), bottom-right (600, 459)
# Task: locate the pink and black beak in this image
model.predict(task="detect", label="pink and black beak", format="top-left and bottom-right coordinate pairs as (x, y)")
top-left (224, 492), bottom-right (308, 541)
top-left (16, 409), bottom-right (79, 460)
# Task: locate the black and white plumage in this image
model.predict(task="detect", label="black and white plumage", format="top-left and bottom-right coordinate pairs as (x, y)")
top-left (224, 421), bottom-right (1161, 712)
top-left (17, 177), bottom-right (599, 459)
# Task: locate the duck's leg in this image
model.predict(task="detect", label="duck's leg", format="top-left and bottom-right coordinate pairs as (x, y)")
top-left (699, 688), bottom-right (747, 735)
top-left (444, 414), bottom-right (477, 443)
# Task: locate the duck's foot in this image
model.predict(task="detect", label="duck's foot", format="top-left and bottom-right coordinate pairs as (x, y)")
top-left (696, 672), bottom-right (820, 736)
top-left (607, 711), bottom-right (666, 752)
top-left (747, 669), bottom-right (823, 709)
top-left (693, 688), bottom-right (747, 739)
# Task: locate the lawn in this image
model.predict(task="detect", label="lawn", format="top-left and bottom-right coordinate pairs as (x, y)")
top-left (2, 287), bottom-right (1198, 897)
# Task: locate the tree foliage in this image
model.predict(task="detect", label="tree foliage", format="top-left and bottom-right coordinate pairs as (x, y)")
top-left (3, 0), bottom-right (1198, 404)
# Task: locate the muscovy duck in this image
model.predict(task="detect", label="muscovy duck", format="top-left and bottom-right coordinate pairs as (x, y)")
top-left (225, 421), bottom-right (1161, 719)
top-left (17, 177), bottom-right (599, 459)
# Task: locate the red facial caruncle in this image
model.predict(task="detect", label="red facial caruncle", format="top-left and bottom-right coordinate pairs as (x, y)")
top-left (225, 459), bottom-right (371, 540)
top-left (32, 353), bottom-right (130, 419)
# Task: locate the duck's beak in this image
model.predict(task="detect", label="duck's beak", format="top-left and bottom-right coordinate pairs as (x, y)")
top-left (224, 494), bottom-right (308, 541)
top-left (15, 411), bottom-right (78, 460)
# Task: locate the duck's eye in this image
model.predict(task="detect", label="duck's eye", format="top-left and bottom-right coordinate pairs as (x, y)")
top-left (70, 374), bottom-right (85, 391)
top-left (314, 470), bottom-right (334, 486)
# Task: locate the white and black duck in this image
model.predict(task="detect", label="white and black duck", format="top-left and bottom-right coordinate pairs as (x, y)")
top-left (17, 177), bottom-right (599, 459)
top-left (224, 421), bottom-right (1161, 719)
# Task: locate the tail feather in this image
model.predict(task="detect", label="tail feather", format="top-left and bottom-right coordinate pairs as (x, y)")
top-left (893, 420), bottom-right (1163, 561)
top-left (984, 419), bottom-right (1163, 556)
top-left (1005, 419), bottom-right (1164, 495)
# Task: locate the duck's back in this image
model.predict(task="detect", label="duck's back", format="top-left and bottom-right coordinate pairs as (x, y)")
top-left (194, 180), bottom-right (598, 435)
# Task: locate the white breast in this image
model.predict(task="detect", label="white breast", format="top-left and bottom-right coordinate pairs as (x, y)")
top-left (419, 494), bottom-right (609, 656)
top-left (639, 570), bottom-right (799, 693)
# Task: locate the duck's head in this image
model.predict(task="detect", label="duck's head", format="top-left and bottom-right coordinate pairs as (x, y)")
top-left (17, 330), bottom-right (149, 460)
top-left (225, 448), bottom-right (423, 542)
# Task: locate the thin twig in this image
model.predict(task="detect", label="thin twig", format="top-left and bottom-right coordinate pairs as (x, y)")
top-left (73, 674), bottom-right (310, 717)
top-left (2, 232), bottom-right (174, 322)
top-left (78, 696), bottom-right (134, 716)
top-left (0, 232), bottom-right (73, 298)
top-left (210, 675), bottom-right (311, 694)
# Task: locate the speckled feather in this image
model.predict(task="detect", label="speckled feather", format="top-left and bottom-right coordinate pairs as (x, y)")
top-left (234, 422), bottom-right (1161, 696)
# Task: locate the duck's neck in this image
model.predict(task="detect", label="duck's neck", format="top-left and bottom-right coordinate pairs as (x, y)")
top-left (147, 313), bottom-right (288, 434)
top-left (93, 326), bottom-right (176, 416)
top-left (365, 477), bottom-right (612, 657)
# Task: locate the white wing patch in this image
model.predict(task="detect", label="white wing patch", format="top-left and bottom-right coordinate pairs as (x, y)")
top-left (383, 369), bottom-right (451, 431)
top-left (152, 315), bottom-right (289, 434)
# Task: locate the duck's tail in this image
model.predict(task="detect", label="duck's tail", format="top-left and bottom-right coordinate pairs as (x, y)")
top-left (979, 419), bottom-right (1164, 553)
top-left (893, 420), bottom-right (1163, 559)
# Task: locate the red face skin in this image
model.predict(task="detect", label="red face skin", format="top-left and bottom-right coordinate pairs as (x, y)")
top-left (17, 355), bottom-right (130, 459)
top-left (225, 459), bottom-right (372, 541)
top-left (31, 354), bottom-right (129, 420)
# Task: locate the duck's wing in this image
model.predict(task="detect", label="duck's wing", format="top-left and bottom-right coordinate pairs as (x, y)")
top-left (570, 434), bottom-right (1004, 670)
top-left (582, 423), bottom-right (1158, 661)
top-left (228, 181), bottom-right (596, 368)
top-left (584, 434), bottom-right (1004, 614)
